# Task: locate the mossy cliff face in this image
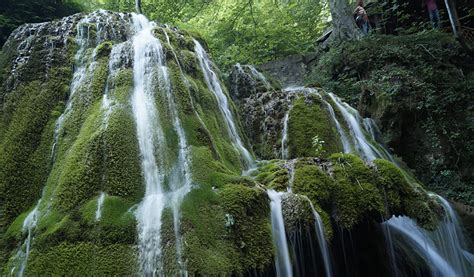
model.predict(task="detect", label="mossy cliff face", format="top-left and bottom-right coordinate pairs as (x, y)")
top-left (252, 155), bottom-right (441, 232)
top-left (307, 31), bottom-right (474, 206)
top-left (0, 11), bottom-right (269, 275)
top-left (0, 11), bottom-right (457, 276)
top-left (239, 86), bottom-right (359, 160)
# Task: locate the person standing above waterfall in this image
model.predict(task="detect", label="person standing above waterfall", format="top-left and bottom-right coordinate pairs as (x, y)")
top-left (422, 0), bottom-right (441, 28)
top-left (354, 0), bottom-right (370, 35)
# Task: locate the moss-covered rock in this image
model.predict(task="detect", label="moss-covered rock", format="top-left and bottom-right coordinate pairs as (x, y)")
top-left (24, 243), bottom-right (137, 275)
top-left (307, 31), bottom-right (474, 205)
top-left (288, 96), bottom-right (343, 158)
top-left (218, 184), bottom-right (274, 272)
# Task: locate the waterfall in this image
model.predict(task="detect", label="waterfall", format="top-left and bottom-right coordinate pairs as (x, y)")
top-left (17, 200), bottom-right (41, 277)
top-left (304, 198), bottom-right (333, 277)
top-left (327, 93), bottom-right (382, 161)
top-left (12, 14), bottom-right (102, 275)
top-left (131, 13), bottom-right (168, 275)
top-left (101, 42), bottom-right (128, 128)
top-left (431, 195), bottom-right (472, 276)
top-left (385, 216), bottom-right (457, 276)
top-left (268, 190), bottom-right (293, 277)
top-left (194, 41), bottom-right (254, 170)
top-left (95, 192), bottom-right (106, 221)
top-left (362, 117), bottom-right (398, 164)
top-left (159, 33), bottom-right (192, 277)
top-left (248, 65), bottom-right (272, 90)
top-left (51, 16), bottom-right (96, 161)
top-left (320, 98), bottom-right (351, 154)
top-left (381, 218), bottom-right (400, 277)
top-left (131, 13), bottom-right (192, 275)
top-left (385, 203), bottom-right (473, 277)
top-left (286, 159), bottom-right (296, 192)
top-left (281, 112), bottom-right (290, 160)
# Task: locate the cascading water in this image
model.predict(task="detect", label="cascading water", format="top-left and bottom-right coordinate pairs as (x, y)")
top-left (281, 112), bottom-right (290, 160)
top-left (95, 192), bottom-right (106, 221)
top-left (433, 195), bottom-right (472, 275)
top-left (158, 30), bottom-right (192, 277)
top-left (131, 13), bottom-right (192, 275)
top-left (16, 200), bottom-right (41, 277)
top-left (194, 41), bottom-right (254, 170)
top-left (306, 200), bottom-right (333, 277)
top-left (268, 190), bottom-right (293, 277)
top-left (327, 93), bottom-right (383, 161)
top-left (101, 42), bottom-right (128, 128)
top-left (385, 195), bottom-right (473, 277)
top-left (319, 98), bottom-right (351, 154)
top-left (248, 65), bottom-right (272, 90)
top-left (286, 159), bottom-right (296, 192)
top-left (11, 14), bottom-right (105, 276)
top-left (131, 14), bottom-right (168, 275)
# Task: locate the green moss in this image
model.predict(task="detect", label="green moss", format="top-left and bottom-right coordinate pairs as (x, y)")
top-left (24, 242), bottom-right (137, 275)
top-left (292, 163), bottom-right (334, 209)
top-left (218, 184), bottom-right (273, 273)
top-left (95, 41), bottom-right (113, 58)
top-left (4, 210), bottom-right (29, 241)
top-left (190, 146), bottom-right (254, 189)
top-left (82, 195), bottom-right (137, 244)
top-left (0, 66), bottom-right (72, 227)
top-left (53, 102), bottom-right (104, 212)
top-left (373, 159), bottom-right (440, 229)
top-left (180, 185), bottom-right (237, 275)
top-left (288, 96), bottom-right (343, 158)
top-left (329, 154), bottom-right (384, 228)
top-left (373, 159), bottom-right (411, 214)
top-left (104, 107), bottom-right (143, 200)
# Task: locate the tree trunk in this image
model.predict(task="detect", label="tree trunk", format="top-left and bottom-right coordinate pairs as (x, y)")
top-left (136, 0), bottom-right (142, 14)
top-left (328, 0), bottom-right (362, 43)
top-left (443, 0), bottom-right (461, 37)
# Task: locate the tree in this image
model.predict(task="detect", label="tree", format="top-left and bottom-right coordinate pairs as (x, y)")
top-left (136, 0), bottom-right (142, 14)
top-left (328, 0), bottom-right (362, 42)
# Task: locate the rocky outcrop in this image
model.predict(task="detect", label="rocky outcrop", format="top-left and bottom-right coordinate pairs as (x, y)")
top-left (228, 63), bottom-right (279, 100)
top-left (258, 53), bottom-right (318, 87)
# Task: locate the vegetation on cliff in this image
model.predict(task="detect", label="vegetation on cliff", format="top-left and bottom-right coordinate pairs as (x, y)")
top-left (307, 31), bottom-right (474, 205)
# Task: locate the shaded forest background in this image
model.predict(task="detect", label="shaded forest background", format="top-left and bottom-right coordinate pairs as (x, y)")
top-left (1, 0), bottom-right (473, 70)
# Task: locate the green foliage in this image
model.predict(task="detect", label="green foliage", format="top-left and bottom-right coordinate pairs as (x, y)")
top-left (76, 0), bottom-right (329, 70)
top-left (312, 135), bottom-right (325, 156)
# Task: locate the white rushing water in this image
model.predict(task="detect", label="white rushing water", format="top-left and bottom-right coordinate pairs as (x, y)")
top-left (306, 200), bottom-right (333, 277)
top-left (320, 98), bottom-right (352, 154)
top-left (327, 93), bottom-right (383, 161)
top-left (268, 190), bottom-right (293, 277)
top-left (281, 112), bottom-right (290, 160)
top-left (385, 197), bottom-right (473, 277)
top-left (194, 41), bottom-right (254, 170)
top-left (17, 200), bottom-right (41, 277)
top-left (131, 13), bottom-right (167, 275)
top-left (386, 216), bottom-right (457, 276)
top-left (131, 13), bottom-right (192, 275)
top-left (95, 192), bottom-right (106, 221)
top-left (159, 30), bottom-right (192, 277)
